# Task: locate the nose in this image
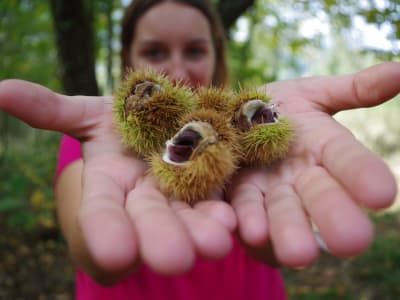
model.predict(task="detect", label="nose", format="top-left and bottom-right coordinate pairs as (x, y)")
top-left (165, 53), bottom-right (190, 86)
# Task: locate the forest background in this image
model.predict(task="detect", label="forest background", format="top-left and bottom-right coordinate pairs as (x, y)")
top-left (0, 0), bottom-right (399, 299)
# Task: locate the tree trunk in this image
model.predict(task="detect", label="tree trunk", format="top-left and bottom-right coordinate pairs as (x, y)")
top-left (49, 0), bottom-right (99, 95)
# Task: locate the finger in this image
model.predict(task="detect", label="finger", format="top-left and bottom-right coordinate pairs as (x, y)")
top-left (79, 167), bottom-right (139, 272)
top-left (266, 183), bottom-right (319, 267)
top-left (194, 200), bottom-right (237, 232)
top-left (0, 79), bottom-right (109, 138)
top-left (126, 176), bottom-right (195, 275)
top-left (265, 62), bottom-right (400, 114)
top-left (296, 166), bottom-right (374, 257)
top-left (317, 62), bottom-right (400, 112)
top-left (171, 201), bottom-right (233, 259)
top-left (228, 167), bottom-right (279, 247)
top-left (230, 182), bottom-right (269, 247)
top-left (320, 119), bottom-right (397, 209)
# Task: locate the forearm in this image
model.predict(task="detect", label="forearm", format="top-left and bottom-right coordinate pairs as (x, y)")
top-left (54, 160), bottom-right (88, 262)
top-left (54, 159), bottom-right (139, 284)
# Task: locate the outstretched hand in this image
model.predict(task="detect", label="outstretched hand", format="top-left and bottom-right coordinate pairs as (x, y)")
top-left (0, 80), bottom-right (237, 283)
top-left (229, 62), bottom-right (399, 267)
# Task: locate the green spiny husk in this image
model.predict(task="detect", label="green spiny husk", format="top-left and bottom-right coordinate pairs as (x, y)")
top-left (150, 143), bottom-right (238, 204)
top-left (113, 69), bottom-right (195, 156)
top-left (240, 118), bottom-right (294, 165)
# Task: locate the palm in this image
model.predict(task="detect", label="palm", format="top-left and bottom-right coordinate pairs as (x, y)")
top-left (230, 63), bottom-right (399, 267)
top-left (0, 80), bottom-right (236, 283)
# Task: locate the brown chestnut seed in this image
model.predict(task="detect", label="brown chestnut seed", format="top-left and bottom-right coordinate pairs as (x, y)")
top-left (134, 81), bottom-right (163, 99)
top-left (163, 121), bottom-right (217, 165)
top-left (252, 106), bottom-right (276, 124)
top-left (242, 100), bottom-right (279, 126)
top-left (124, 81), bottom-right (164, 112)
top-left (167, 129), bottom-right (201, 163)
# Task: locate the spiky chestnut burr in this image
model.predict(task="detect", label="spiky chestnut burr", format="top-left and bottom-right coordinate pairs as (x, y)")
top-left (149, 108), bottom-right (239, 204)
top-left (113, 68), bottom-right (195, 156)
top-left (195, 86), bottom-right (234, 113)
top-left (229, 89), bottom-right (294, 165)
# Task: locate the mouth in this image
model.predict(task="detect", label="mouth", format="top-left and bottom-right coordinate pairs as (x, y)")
top-left (163, 122), bottom-right (217, 164)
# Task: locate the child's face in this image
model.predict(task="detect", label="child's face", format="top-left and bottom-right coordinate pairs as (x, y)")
top-left (130, 1), bottom-right (216, 89)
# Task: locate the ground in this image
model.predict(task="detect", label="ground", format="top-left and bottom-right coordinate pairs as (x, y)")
top-left (0, 218), bottom-right (74, 300)
top-left (1, 212), bottom-right (399, 300)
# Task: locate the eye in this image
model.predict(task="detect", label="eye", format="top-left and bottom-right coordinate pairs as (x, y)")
top-left (141, 47), bottom-right (167, 62)
top-left (185, 46), bottom-right (207, 60)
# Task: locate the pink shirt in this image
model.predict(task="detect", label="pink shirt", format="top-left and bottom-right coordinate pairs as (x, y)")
top-left (56, 135), bottom-right (287, 300)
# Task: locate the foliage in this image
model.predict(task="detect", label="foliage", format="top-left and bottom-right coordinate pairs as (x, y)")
top-left (350, 213), bottom-right (400, 297)
top-left (0, 1), bottom-right (62, 232)
top-left (0, 1), bottom-right (61, 219)
top-left (0, 129), bottom-right (60, 231)
top-left (228, 0), bottom-right (399, 89)
top-left (335, 96), bottom-right (400, 159)
top-left (94, 0), bottom-right (124, 94)
top-left (228, 0), bottom-right (334, 88)
top-left (284, 212), bottom-right (400, 300)
top-left (325, 1), bottom-right (399, 59)
top-left (0, 0), bottom-right (60, 89)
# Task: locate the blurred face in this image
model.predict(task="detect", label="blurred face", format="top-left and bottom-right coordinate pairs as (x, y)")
top-left (130, 1), bottom-right (216, 89)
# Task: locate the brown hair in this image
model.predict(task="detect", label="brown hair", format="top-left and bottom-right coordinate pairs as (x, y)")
top-left (121, 0), bottom-right (229, 87)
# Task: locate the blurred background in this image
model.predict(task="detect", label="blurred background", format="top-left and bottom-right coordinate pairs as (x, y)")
top-left (0, 0), bottom-right (399, 299)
